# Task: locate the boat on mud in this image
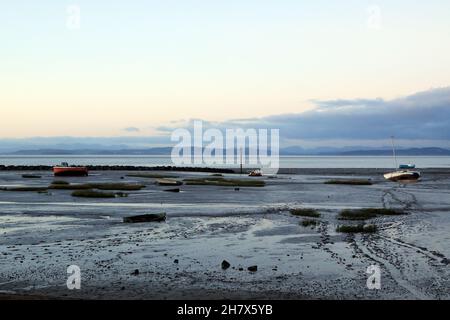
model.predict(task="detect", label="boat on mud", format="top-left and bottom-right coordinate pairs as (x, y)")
top-left (53, 162), bottom-right (88, 177)
top-left (384, 137), bottom-right (420, 182)
top-left (384, 170), bottom-right (421, 181)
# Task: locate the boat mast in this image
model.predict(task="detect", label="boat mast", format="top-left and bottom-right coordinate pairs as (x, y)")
top-left (390, 136), bottom-right (398, 169)
top-left (239, 147), bottom-right (243, 175)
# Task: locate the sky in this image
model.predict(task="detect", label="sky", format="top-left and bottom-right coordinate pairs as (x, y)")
top-left (1, 0), bottom-right (450, 146)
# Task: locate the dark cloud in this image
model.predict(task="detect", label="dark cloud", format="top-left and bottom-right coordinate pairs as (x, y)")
top-left (158, 87), bottom-right (450, 141)
top-left (264, 87), bottom-right (450, 140)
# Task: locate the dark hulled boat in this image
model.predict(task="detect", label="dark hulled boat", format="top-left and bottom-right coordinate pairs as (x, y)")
top-left (53, 162), bottom-right (88, 176)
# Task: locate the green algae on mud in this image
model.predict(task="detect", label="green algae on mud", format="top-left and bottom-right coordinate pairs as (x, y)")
top-left (126, 173), bottom-right (179, 179)
top-left (0, 186), bottom-right (48, 192)
top-left (21, 174), bottom-right (42, 179)
top-left (300, 219), bottom-right (318, 227)
top-left (290, 208), bottom-right (320, 218)
top-left (49, 182), bottom-right (146, 191)
top-left (51, 180), bottom-right (70, 185)
top-left (71, 189), bottom-right (117, 198)
top-left (336, 224), bottom-right (377, 233)
top-left (324, 179), bottom-right (373, 185)
top-left (184, 177), bottom-right (265, 187)
top-left (339, 208), bottom-right (405, 220)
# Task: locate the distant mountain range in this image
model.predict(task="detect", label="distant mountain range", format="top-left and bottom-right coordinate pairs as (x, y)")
top-left (4, 147), bottom-right (450, 156)
top-left (325, 147), bottom-right (450, 156)
top-left (7, 148), bottom-right (173, 156)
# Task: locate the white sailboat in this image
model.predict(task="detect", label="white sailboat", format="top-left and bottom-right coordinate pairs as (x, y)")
top-left (383, 137), bottom-right (421, 182)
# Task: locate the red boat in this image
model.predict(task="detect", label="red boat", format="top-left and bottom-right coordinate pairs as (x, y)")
top-left (53, 162), bottom-right (88, 176)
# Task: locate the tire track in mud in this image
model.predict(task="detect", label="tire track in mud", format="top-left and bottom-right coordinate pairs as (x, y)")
top-left (359, 229), bottom-right (450, 300)
top-left (315, 222), bottom-right (354, 271)
top-left (319, 230), bottom-right (422, 299)
top-left (382, 185), bottom-right (421, 211)
top-left (346, 235), bottom-right (419, 297)
top-left (353, 185), bottom-right (449, 299)
top-left (356, 235), bottom-right (430, 299)
top-left (375, 231), bottom-right (448, 265)
top-left (380, 185), bottom-right (447, 262)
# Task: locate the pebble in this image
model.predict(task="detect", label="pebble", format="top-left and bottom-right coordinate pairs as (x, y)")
top-left (221, 260), bottom-right (231, 270)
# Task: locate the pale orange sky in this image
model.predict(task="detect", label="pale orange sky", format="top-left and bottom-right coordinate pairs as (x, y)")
top-left (2, 1), bottom-right (450, 138)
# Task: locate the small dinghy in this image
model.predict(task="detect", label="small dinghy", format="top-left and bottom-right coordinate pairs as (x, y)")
top-left (123, 213), bottom-right (166, 223)
top-left (399, 164), bottom-right (415, 169)
top-left (248, 169), bottom-right (262, 177)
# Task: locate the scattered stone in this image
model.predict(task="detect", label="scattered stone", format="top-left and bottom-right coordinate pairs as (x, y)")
top-left (132, 269), bottom-right (139, 276)
top-left (174, 259), bottom-right (179, 264)
top-left (221, 260), bottom-right (231, 270)
top-left (248, 265), bottom-right (258, 272)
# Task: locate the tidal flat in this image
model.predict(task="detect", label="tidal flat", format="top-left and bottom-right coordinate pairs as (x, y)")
top-left (0, 169), bottom-right (449, 299)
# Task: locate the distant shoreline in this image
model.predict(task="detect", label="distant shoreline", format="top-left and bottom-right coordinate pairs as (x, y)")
top-left (1, 165), bottom-right (450, 175)
top-left (0, 165), bottom-right (236, 174)
top-left (2, 146), bottom-right (450, 156)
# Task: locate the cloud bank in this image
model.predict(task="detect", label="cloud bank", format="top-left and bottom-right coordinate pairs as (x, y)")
top-left (155, 87), bottom-right (450, 142)
top-left (1, 87), bottom-right (449, 152)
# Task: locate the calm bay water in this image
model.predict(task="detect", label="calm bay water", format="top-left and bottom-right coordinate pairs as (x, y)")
top-left (0, 155), bottom-right (449, 168)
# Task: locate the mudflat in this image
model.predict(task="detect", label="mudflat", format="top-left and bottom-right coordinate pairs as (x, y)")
top-left (0, 169), bottom-right (449, 299)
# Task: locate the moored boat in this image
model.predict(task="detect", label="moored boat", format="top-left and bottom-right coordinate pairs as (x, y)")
top-left (53, 162), bottom-right (88, 176)
top-left (248, 169), bottom-right (262, 177)
top-left (384, 137), bottom-right (420, 182)
top-left (384, 170), bottom-right (421, 181)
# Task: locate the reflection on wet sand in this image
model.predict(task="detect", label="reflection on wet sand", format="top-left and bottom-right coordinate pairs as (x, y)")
top-left (0, 169), bottom-right (449, 299)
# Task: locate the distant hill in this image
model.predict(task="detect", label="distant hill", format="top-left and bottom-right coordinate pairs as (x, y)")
top-left (8, 148), bottom-right (173, 155)
top-left (333, 147), bottom-right (450, 156)
top-left (4, 147), bottom-right (450, 156)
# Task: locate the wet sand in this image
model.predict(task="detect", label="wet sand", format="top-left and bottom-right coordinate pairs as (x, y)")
top-left (0, 169), bottom-right (449, 300)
